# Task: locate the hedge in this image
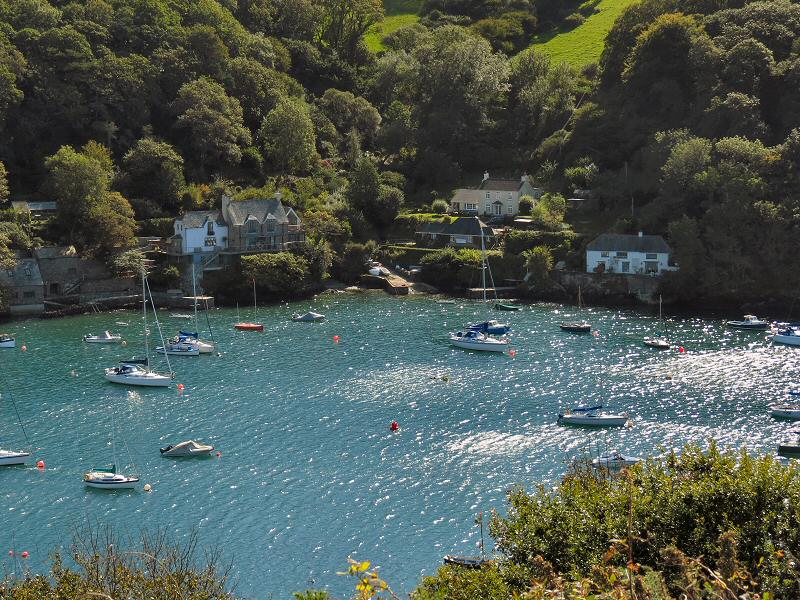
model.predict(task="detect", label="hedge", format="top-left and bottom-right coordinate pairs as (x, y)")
top-left (505, 230), bottom-right (579, 257)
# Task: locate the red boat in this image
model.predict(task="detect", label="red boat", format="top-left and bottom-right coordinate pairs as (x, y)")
top-left (234, 322), bottom-right (263, 332)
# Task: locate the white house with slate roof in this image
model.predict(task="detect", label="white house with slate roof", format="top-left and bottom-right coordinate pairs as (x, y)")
top-left (172, 210), bottom-right (228, 256)
top-left (586, 232), bottom-right (676, 275)
top-left (450, 173), bottom-right (543, 217)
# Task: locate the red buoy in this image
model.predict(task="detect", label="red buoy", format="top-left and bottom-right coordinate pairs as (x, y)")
top-left (177, 383), bottom-right (185, 391)
top-left (509, 349), bottom-right (517, 357)
top-left (679, 346), bottom-right (686, 353)
top-left (333, 335), bottom-right (341, 343)
top-left (390, 420), bottom-right (399, 432)
top-left (36, 460), bottom-right (45, 470)
top-left (8, 550), bottom-right (13, 557)
top-left (21, 551), bottom-right (28, 559)
top-left (216, 451), bottom-right (221, 457)
top-left (20, 345), bottom-right (26, 352)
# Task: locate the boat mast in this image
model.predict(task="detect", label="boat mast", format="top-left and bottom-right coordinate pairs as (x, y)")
top-left (479, 219), bottom-right (487, 307)
top-left (253, 279), bottom-right (258, 320)
top-left (192, 262), bottom-right (199, 334)
top-left (141, 270), bottom-right (148, 366)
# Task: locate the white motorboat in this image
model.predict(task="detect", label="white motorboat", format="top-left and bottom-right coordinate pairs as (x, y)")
top-left (644, 337), bottom-right (671, 350)
top-left (83, 331), bottom-right (122, 344)
top-left (368, 265), bottom-right (390, 277)
top-left (160, 440), bottom-right (214, 457)
top-left (558, 406), bottom-right (629, 427)
top-left (170, 313), bottom-right (193, 319)
top-left (770, 404), bottom-right (800, 420)
top-left (437, 299), bottom-right (456, 305)
top-left (83, 465), bottom-right (139, 490)
top-left (770, 325), bottom-right (800, 346)
top-left (0, 334), bottom-right (15, 348)
top-left (592, 451), bottom-right (642, 469)
top-left (292, 311), bottom-right (325, 322)
top-left (0, 448), bottom-right (31, 466)
top-left (176, 334), bottom-right (215, 353)
top-left (105, 361), bottom-right (172, 387)
top-left (727, 315), bottom-right (769, 330)
top-left (155, 340), bottom-right (200, 356)
top-left (449, 330), bottom-right (510, 352)
top-left (778, 430), bottom-right (800, 458)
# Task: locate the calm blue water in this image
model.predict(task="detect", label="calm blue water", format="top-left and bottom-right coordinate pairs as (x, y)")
top-left (0, 292), bottom-right (797, 597)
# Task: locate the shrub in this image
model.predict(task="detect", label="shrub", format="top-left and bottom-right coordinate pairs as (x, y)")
top-left (332, 241), bottom-right (375, 283)
top-left (148, 264), bottom-right (181, 289)
top-left (563, 12), bottom-right (586, 28)
top-left (431, 199), bottom-right (449, 214)
top-left (518, 195), bottom-right (533, 216)
top-left (138, 217), bottom-right (175, 237)
top-left (505, 230), bottom-right (577, 258)
top-left (241, 252), bottom-right (312, 296)
top-left (523, 245), bottom-right (554, 284)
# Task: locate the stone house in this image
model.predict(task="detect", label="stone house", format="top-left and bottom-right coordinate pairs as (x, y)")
top-left (450, 173), bottom-right (543, 218)
top-left (415, 217), bottom-right (496, 248)
top-left (0, 258), bottom-right (45, 314)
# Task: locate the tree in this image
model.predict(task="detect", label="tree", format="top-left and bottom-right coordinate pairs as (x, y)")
top-left (259, 97), bottom-right (316, 173)
top-left (44, 142), bottom-right (136, 255)
top-left (346, 156), bottom-right (382, 222)
top-left (431, 199), bottom-right (449, 213)
top-left (241, 252), bottom-right (311, 296)
top-left (317, 0), bottom-right (383, 61)
top-left (120, 137), bottom-right (186, 214)
top-left (518, 195), bottom-right (533, 216)
top-left (0, 160), bottom-right (8, 203)
top-left (318, 88), bottom-right (381, 148)
top-left (523, 245), bottom-right (553, 285)
top-left (172, 77), bottom-right (252, 171)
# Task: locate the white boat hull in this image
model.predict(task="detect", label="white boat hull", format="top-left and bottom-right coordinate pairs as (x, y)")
top-left (105, 370), bottom-right (172, 387)
top-left (770, 405), bottom-right (800, 420)
top-left (558, 415), bottom-right (628, 427)
top-left (644, 337), bottom-right (670, 349)
top-left (156, 346), bottom-right (200, 356)
top-left (0, 338), bottom-right (15, 348)
top-left (592, 455), bottom-right (641, 469)
top-left (195, 340), bottom-right (215, 353)
top-left (449, 337), bottom-right (509, 352)
top-left (84, 337), bottom-right (122, 344)
top-left (84, 473), bottom-right (139, 489)
top-left (0, 450), bottom-right (31, 466)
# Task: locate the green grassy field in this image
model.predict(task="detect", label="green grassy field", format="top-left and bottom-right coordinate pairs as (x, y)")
top-left (531, 0), bottom-right (636, 67)
top-left (365, 0), bottom-right (422, 53)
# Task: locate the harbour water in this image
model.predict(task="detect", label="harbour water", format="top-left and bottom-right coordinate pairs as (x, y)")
top-left (0, 293), bottom-right (796, 597)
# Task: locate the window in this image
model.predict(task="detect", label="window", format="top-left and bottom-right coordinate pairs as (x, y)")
top-left (485, 192), bottom-right (490, 199)
top-left (615, 251), bottom-right (628, 258)
top-left (485, 204), bottom-right (491, 213)
top-left (646, 253), bottom-right (657, 260)
top-left (207, 222), bottom-right (214, 235)
top-left (495, 192), bottom-right (500, 199)
top-left (465, 203), bottom-right (476, 211)
top-left (246, 220), bottom-right (259, 233)
top-left (600, 251), bottom-right (609, 258)
top-left (621, 262), bottom-right (630, 273)
top-left (266, 220), bottom-right (275, 232)
top-left (507, 205), bottom-right (513, 214)
top-left (507, 192), bottom-right (512, 199)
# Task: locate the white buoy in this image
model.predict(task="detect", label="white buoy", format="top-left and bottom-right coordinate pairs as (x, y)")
top-left (143, 483), bottom-right (152, 492)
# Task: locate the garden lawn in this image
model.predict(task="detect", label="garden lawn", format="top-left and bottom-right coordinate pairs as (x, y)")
top-left (531, 0), bottom-right (636, 67)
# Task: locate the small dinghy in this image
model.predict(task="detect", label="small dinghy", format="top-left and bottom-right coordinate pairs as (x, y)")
top-left (560, 321), bottom-right (591, 333)
top-left (170, 313), bottom-right (193, 319)
top-left (494, 302), bottom-right (520, 311)
top-left (0, 448), bottom-right (31, 466)
top-left (592, 451), bottom-right (642, 469)
top-left (727, 314), bottom-right (769, 330)
top-left (160, 440), bottom-right (214, 457)
top-left (770, 325), bottom-right (800, 346)
top-left (292, 311), bottom-right (325, 322)
top-left (83, 330), bottom-right (122, 344)
top-left (770, 404), bottom-right (800, 420)
top-left (443, 555), bottom-right (493, 569)
top-left (437, 299), bottom-right (456, 305)
top-left (449, 330), bottom-right (510, 352)
top-left (84, 464), bottom-right (139, 490)
top-left (468, 320), bottom-right (510, 335)
top-left (0, 334), bottom-right (15, 348)
top-left (558, 405), bottom-right (629, 427)
top-left (778, 430), bottom-right (800, 458)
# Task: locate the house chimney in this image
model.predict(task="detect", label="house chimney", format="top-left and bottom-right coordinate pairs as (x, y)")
top-left (274, 191), bottom-right (282, 202)
top-left (521, 174), bottom-right (529, 183)
top-left (638, 231), bottom-right (643, 237)
top-left (221, 194), bottom-right (232, 224)
top-left (483, 172), bottom-right (489, 182)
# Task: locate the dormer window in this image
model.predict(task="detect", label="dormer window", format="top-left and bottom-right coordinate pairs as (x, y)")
top-left (207, 221), bottom-right (214, 235)
top-left (247, 219), bottom-right (259, 233)
top-left (266, 219), bottom-right (275, 232)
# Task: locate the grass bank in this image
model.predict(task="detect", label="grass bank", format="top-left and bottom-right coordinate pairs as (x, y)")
top-left (365, 0), bottom-right (422, 53)
top-left (531, 0), bottom-right (635, 67)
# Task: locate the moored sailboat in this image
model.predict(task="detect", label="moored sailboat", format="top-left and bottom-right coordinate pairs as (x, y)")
top-left (560, 286), bottom-right (591, 333)
top-left (644, 295), bottom-right (670, 349)
top-left (235, 280), bottom-right (264, 332)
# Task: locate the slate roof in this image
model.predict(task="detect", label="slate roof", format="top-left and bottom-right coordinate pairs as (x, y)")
top-left (225, 198), bottom-right (289, 226)
top-left (417, 217), bottom-right (494, 238)
top-left (587, 234), bottom-right (672, 254)
top-left (180, 210), bottom-right (225, 228)
top-left (478, 178), bottom-right (523, 192)
top-left (0, 258), bottom-right (43, 287)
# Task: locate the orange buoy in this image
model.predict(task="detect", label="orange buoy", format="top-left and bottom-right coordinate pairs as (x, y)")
top-left (36, 460), bottom-right (45, 470)
top-left (390, 420), bottom-right (399, 431)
